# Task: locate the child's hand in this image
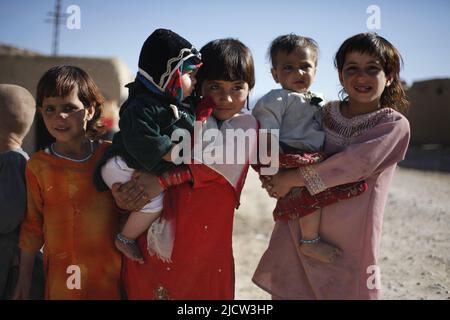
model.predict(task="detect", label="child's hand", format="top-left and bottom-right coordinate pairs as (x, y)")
top-left (111, 177), bottom-right (148, 212)
top-left (196, 96), bottom-right (215, 122)
top-left (259, 175), bottom-right (272, 188)
top-left (111, 182), bottom-right (144, 212)
top-left (263, 169), bottom-right (298, 199)
top-left (132, 171), bottom-right (164, 199)
top-left (111, 171), bottom-right (163, 212)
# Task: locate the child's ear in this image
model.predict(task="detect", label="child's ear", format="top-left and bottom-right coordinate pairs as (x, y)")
top-left (385, 73), bottom-right (394, 87)
top-left (312, 66), bottom-right (318, 79)
top-left (271, 68), bottom-right (279, 83)
top-left (338, 71), bottom-right (344, 86)
top-left (86, 105), bottom-right (96, 121)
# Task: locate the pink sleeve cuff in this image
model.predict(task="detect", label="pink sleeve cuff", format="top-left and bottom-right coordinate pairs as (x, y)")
top-left (299, 165), bottom-right (327, 195)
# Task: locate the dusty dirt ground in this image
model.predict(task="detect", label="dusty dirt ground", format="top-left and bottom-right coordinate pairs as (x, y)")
top-left (232, 167), bottom-right (450, 300)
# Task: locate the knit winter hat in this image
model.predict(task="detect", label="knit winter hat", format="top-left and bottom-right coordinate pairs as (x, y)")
top-left (137, 29), bottom-right (201, 92)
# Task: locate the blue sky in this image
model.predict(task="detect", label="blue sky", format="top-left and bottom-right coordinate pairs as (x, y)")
top-left (1, 0), bottom-right (449, 101)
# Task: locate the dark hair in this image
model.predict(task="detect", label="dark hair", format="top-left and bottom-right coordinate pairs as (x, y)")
top-left (269, 34), bottom-right (320, 67)
top-left (36, 65), bottom-right (106, 139)
top-left (334, 32), bottom-right (409, 113)
top-left (196, 38), bottom-right (255, 94)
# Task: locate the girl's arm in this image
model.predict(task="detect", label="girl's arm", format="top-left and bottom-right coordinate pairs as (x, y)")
top-left (19, 167), bottom-right (44, 252)
top-left (111, 164), bottom-right (227, 212)
top-left (12, 249), bottom-right (37, 300)
top-left (111, 172), bottom-right (163, 212)
top-left (268, 115), bottom-right (410, 197)
top-left (111, 166), bottom-right (193, 212)
top-left (14, 166), bottom-right (45, 299)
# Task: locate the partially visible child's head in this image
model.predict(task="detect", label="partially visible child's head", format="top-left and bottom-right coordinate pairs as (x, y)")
top-left (196, 38), bottom-right (255, 121)
top-left (36, 65), bottom-right (106, 141)
top-left (269, 34), bottom-right (319, 93)
top-left (335, 32), bottom-right (408, 112)
top-left (136, 29), bottom-right (202, 103)
top-left (0, 84), bottom-right (36, 150)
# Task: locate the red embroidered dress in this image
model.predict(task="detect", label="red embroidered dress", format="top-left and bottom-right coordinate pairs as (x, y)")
top-left (122, 114), bottom-right (258, 300)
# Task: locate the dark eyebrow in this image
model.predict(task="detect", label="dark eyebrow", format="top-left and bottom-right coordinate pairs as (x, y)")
top-left (63, 103), bottom-right (80, 108)
top-left (344, 60), bottom-right (381, 66)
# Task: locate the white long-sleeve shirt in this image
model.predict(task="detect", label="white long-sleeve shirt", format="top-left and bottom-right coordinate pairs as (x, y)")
top-left (252, 89), bottom-right (325, 152)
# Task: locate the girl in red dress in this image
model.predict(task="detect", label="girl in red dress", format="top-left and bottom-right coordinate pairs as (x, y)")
top-left (111, 39), bottom-right (258, 300)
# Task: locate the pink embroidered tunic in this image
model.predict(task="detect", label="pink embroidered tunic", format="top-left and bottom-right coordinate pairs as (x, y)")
top-left (252, 101), bottom-right (410, 299)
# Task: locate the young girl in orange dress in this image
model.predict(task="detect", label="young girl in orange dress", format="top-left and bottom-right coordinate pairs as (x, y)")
top-left (13, 66), bottom-right (122, 300)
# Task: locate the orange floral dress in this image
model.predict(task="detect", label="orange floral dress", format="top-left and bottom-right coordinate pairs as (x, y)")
top-left (19, 141), bottom-right (122, 299)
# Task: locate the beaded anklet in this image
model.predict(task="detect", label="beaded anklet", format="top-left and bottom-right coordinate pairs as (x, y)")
top-left (116, 233), bottom-right (136, 245)
top-left (300, 236), bottom-right (321, 244)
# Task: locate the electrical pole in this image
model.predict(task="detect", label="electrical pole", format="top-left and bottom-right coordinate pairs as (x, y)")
top-left (46, 0), bottom-right (67, 56)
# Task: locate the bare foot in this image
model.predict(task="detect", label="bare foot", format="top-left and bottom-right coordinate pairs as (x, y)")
top-left (115, 234), bottom-right (144, 264)
top-left (299, 240), bottom-right (341, 263)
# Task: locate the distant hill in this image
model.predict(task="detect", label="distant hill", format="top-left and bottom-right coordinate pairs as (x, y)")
top-left (0, 44), bottom-right (42, 56)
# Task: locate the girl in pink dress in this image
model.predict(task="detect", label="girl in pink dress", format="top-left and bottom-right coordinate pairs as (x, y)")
top-left (253, 32), bottom-right (410, 299)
